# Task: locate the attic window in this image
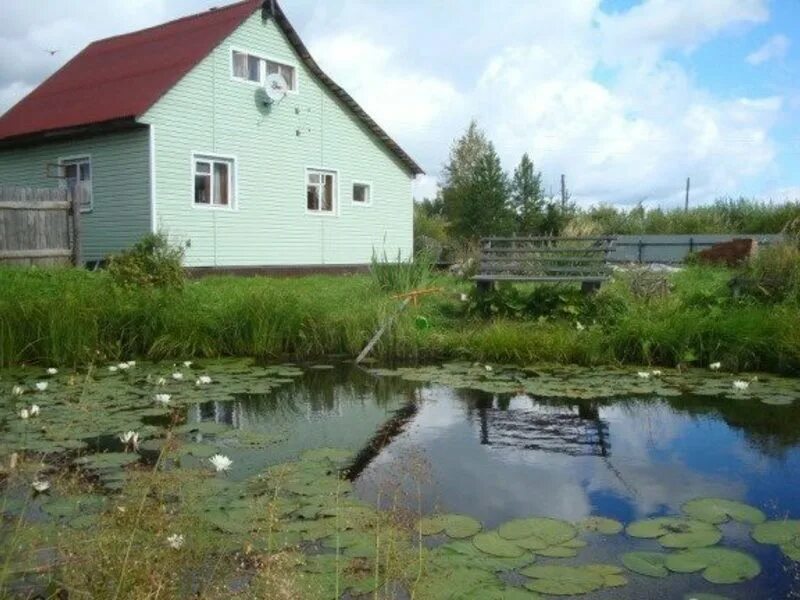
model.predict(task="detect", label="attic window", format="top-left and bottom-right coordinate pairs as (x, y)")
top-left (231, 49), bottom-right (296, 90)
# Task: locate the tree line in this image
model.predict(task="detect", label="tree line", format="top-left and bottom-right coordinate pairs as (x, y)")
top-left (415, 121), bottom-right (800, 251)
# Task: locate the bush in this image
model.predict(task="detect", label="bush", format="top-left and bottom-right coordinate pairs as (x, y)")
top-left (106, 233), bottom-right (185, 289)
top-left (370, 249), bottom-right (435, 293)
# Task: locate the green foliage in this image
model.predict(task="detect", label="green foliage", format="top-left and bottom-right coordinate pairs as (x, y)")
top-left (106, 232), bottom-right (185, 289)
top-left (511, 153), bottom-right (545, 235)
top-left (413, 203), bottom-right (449, 256)
top-left (735, 242), bottom-right (800, 303)
top-left (440, 121), bottom-right (514, 241)
top-left (370, 249), bottom-right (435, 293)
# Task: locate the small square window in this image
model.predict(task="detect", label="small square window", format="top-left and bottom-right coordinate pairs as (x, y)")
top-left (353, 183), bottom-right (371, 204)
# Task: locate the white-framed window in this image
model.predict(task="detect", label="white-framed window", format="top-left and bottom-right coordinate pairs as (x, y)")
top-left (193, 155), bottom-right (234, 208)
top-left (306, 169), bottom-right (337, 214)
top-left (60, 156), bottom-right (93, 212)
top-left (352, 181), bottom-right (372, 205)
top-left (231, 49), bottom-right (296, 91)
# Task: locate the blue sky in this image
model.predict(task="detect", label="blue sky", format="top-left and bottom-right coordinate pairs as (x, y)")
top-left (0, 0), bottom-right (798, 207)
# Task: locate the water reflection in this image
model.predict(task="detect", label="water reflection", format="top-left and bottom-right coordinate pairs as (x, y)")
top-left (185, 364), bottom-right (800, 598)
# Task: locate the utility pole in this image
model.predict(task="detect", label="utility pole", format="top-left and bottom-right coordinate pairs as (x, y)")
top-left (560, 174), bottom-right (567, 208)
top-left (684, 177), bottom-right (690, 212)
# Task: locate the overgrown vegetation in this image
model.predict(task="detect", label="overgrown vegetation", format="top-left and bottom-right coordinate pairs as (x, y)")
top-left (1, 257), bottom-right (800, 374)
top-left (106, 232), bottom-right (186, 289)
top-left (369, 249), bottom-right (435, 293)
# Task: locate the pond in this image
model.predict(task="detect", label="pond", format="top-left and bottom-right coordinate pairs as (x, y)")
top-left (2, 360), bottom-right (800, 599)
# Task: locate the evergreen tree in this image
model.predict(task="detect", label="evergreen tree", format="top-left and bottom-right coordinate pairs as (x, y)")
top-left (440, 121), bottom-right (513, 241)
top-left (453, 144), bottom-right (513, 239)
top-left (510, 153), bottom-right (544, 235)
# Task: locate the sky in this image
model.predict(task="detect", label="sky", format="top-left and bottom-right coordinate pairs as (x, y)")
top-left (0, 0), bottom-right (798, 208)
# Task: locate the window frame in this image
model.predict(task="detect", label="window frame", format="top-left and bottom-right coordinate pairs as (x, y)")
top-left (191, 153), bottom-right (237, 211)
top-left (305, 167), bottom-right (339, 217)
top-left (58, 155), bottom-right (93, 213)
top-left (351, 180), bottom-right (373, 206)
top-left (229, 47), bottom-right (298, 93)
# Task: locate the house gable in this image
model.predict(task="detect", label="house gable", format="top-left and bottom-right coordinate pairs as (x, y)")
top-left (139, 11), bottom-right (414, 267)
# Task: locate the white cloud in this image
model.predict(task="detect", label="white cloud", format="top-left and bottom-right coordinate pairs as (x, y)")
top-left (0, 0), bottom-right (792, 206)
top-left (746, 34), bottom-right (791, 65)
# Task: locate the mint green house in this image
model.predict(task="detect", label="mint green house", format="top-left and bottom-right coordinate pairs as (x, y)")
top-left (0, 0), bottom-right (422, 269)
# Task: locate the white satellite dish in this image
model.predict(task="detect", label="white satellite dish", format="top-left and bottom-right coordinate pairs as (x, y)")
top-left (263, 72), bottom-right (288, 105)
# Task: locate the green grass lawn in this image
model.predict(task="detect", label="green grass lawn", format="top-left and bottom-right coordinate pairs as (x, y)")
top-left (1, 266), bottom-right (799, 374)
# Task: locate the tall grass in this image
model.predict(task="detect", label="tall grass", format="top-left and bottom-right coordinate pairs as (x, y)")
top-left (1, 265), bottom-right (799, 374)
top-left (369, 250), bottom-right (435, 293)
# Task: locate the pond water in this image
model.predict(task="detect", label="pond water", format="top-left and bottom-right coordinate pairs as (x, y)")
top-left (2, 360), bottom-right (800, 599)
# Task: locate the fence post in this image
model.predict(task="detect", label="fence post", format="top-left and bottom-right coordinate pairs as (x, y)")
top-left (688, 236), bottom-right (694, 256)
top-left (70, 190), bottom-right (82, 266)
top-left (637, 238), bottom-right (643, 263)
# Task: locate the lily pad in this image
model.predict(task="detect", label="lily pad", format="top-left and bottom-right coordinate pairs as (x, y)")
top-left (621, 552), bottom-right (670, 578)
top-left (42, 494), bottom-right (107, 518)
top-left (681, 498), bottom-right (766, 525)
top-left (626, 517), bottom-right (721, 548)
top-left (752, 519), bottom-right (800, 561)
top-left (473, 531), bottom-right (527, 558)
top-left (579, 516), bottom-right (624, 535)
top-left (418, 514), bottom-right (482, 539)
top-left (431, 540), bottom-right (534, 573)
top-left (520, 565), bottom-right (606, 596)
top-left (665, 548), bottom-right (761, 584)
top-left (497, 517), bottom-right (577, 545)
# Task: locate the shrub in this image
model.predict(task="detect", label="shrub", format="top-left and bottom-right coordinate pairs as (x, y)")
top-left (370, 249), bottom-right (435, 293)
top-left (106, 233), bottom-right (185, 289)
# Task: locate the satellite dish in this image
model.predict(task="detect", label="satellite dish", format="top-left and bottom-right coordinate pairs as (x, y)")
top-left (263, 72), bottom-right (288, 105)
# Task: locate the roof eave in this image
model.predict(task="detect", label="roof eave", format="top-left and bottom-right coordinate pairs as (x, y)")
top-left (0, 117), bottom-right (144, 151)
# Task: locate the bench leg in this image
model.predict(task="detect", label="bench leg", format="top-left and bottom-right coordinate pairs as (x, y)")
top-left (476, 280), bottom-right (495, 296)
top-left (581, 281), bottom-right (601, 295)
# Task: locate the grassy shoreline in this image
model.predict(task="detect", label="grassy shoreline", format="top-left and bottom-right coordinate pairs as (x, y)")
top-left (1, 267), bottom-right (799, 375)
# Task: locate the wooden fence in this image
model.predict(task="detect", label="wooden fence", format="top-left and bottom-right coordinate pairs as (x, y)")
top-left (0, 186), bottom-right (81, 267)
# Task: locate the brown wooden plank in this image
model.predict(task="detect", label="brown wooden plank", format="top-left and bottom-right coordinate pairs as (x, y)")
top-left (0, 249), bottom-right (73, 259)
top-left (0, 200), bottom-right (70, 210)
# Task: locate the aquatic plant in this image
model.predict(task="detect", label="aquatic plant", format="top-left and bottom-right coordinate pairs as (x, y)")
top-left (209, 454), bottom-right (233, 473)
top-left (752, 519), bottom-right (800, 561)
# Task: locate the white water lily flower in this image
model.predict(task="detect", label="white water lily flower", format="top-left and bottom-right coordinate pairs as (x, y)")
top-left (108, 365), bottom-right (119, 373)
top-left (119, 430), bottom-right (139, 451)
top-left (733, 380), bottom-right (750, 390)
top-left (19, 408), bottom-right (30, 420)
top-left (183, 361), bottom-right (193, 368)
top-left (31, 479), bottom-right (50, 493)
top-left (12, 385), bottom-right (24, 396)
top-left (576, 321), bottom-right (585, 331)
top-left (126, 361), bottom-right (136, 367)
top-left (195, 375), bottom-right (212, 385)
top-left (29, 404), bottom-right (40, 417)
top-left (651, 370), bottom-right (662, 376)
top-left (154, 393), bottom-right (171, 406)
top-left (166, 533), bottom-right (185, 549)
top-left (117, 362), bottom-right (130, 370)
top-left (46, 368), bottom-right (58, 375)
top-left (156, 377), bottom-right (166, 386)
top-left (171, 372), bottom-right (184, 381)
top-left (34, 382), bottom-right (48, 392)
top-left (484, 365), bottom-right (493, 372)
top-left (459, 293), bottom-right (468, 302)
top-left (637, 372), bottom-right (650, 379)
top-left (709, 362), bottom-right (722, 371)
top-left (209, 454), bottom-right (233, 472)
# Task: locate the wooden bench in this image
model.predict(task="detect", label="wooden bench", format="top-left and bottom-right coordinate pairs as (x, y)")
top-left (473, 236), bottom-right (617, 294)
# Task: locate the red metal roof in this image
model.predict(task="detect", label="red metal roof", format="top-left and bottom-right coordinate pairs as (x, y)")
top-left (0, 0), bottom-right (260, 142)
top-left (0, 0), bottom-right (423, 175)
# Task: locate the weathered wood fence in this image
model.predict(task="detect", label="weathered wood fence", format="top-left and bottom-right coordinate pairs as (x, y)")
top-left (0, 186), bottom-right (81, 267)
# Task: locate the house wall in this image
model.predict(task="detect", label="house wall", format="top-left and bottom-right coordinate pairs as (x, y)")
top-left (0, 128), bottom-right (151, 262)
top-left (140, 11), bottom-right (413, 268)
